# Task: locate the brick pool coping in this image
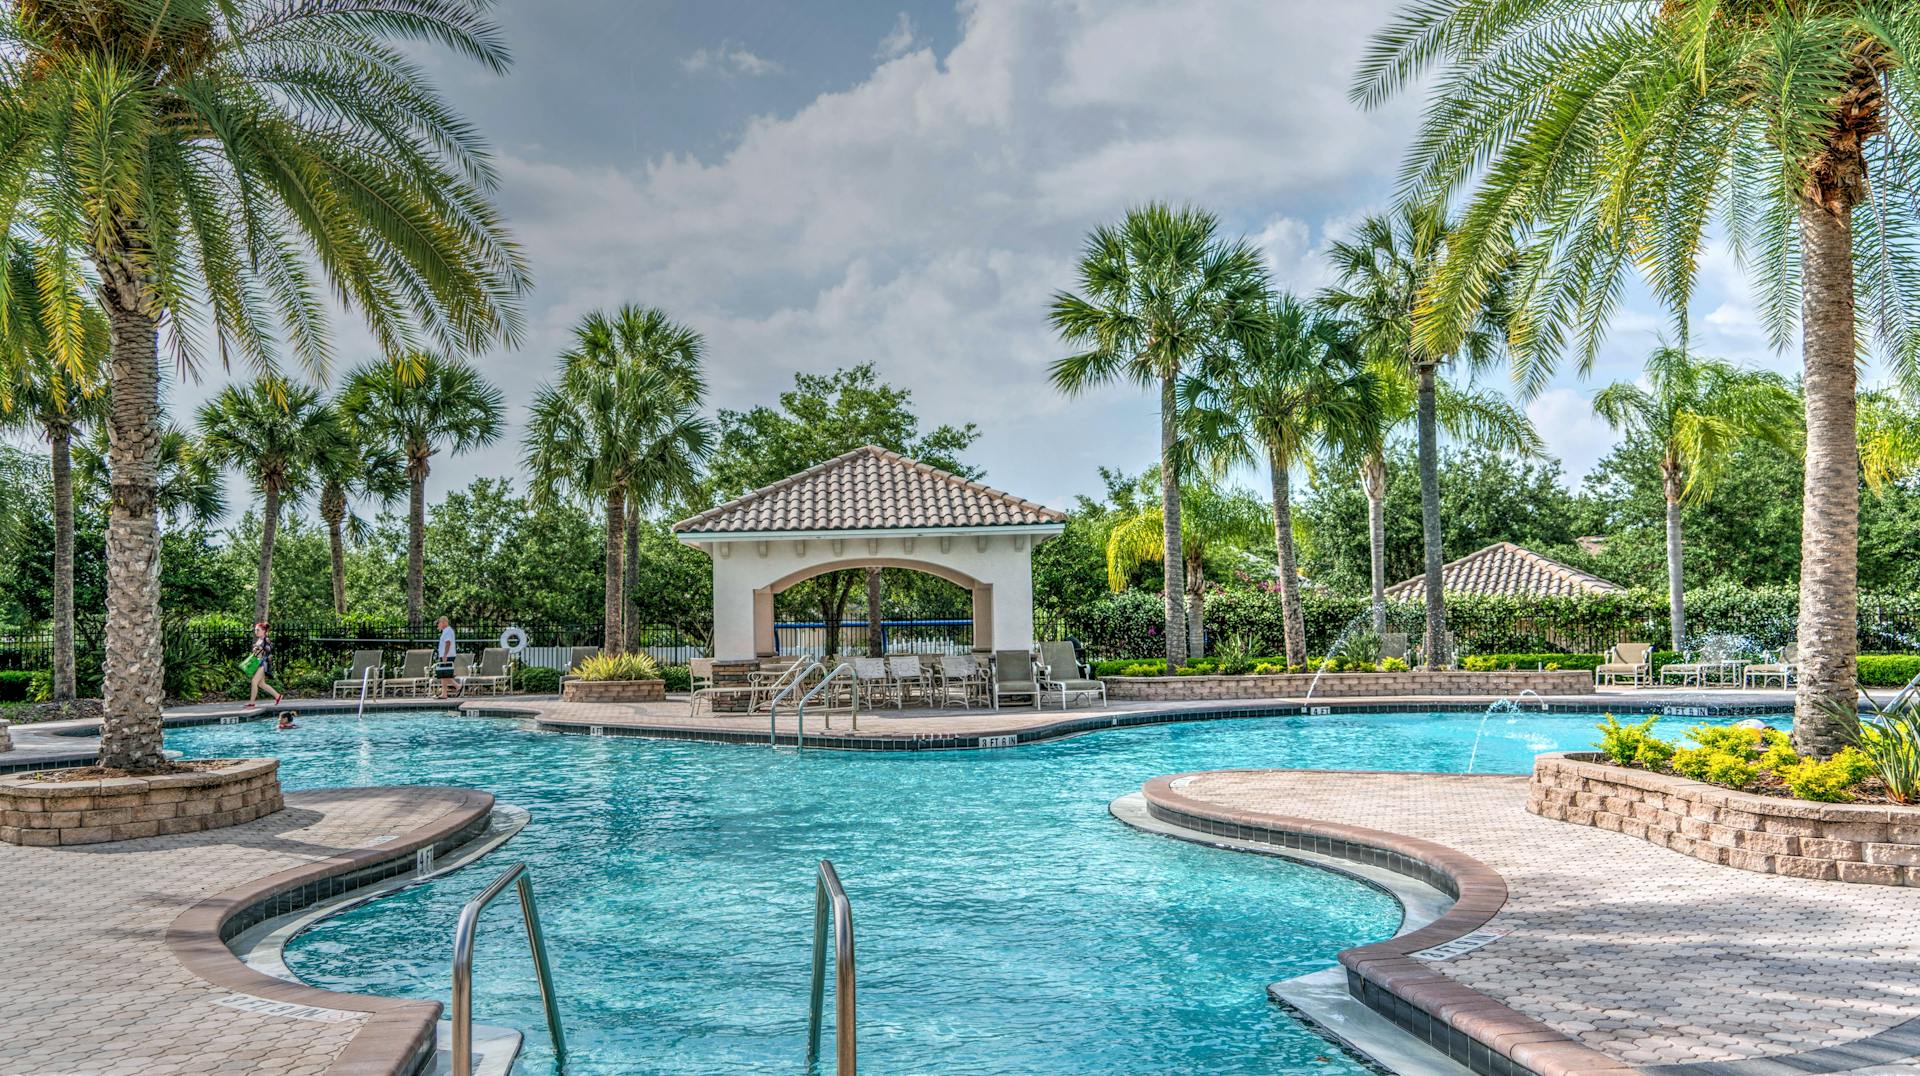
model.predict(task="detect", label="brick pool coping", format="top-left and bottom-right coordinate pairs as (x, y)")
top-left (1142, 771), bottom-right (1632, 1076)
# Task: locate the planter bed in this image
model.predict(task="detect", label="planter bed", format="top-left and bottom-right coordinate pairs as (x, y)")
top-left (562, 678), bottom-right (667, 703)
top-left (1103, 668), bottom-right (1593, 701)
top-left (1530, 751), bottom-right (1920, 884)
top-left (0, 757), bottom-right (283, 846)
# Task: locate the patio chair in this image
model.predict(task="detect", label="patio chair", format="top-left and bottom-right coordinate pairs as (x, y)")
top-left (384, 649), bottom-right (435, 697)
top-left (1661, 638), bottom-right (1740, 688)
top-left (1593, 642), bottom-right (1652, 686)
top-left (689, 658), bottom-right (714, 695)
top-left (886, 655), bottom-right (930, 707)
top-left (1381, 633), bottom-right (1409, 663)
top-left (852, 657), bottom-right (896, 709)
top-left (560, 646), bottom-right (601, 685)
top-left (1038, 640), bottom-right (1106, 710)
top-left (992, 649), bottom-right (1042, 710)
top-left (1744, 642), bottom-right (1797, 688)
top-left (331, 650), bottom-right (386, 699)
top-left (934, 654), bottom-right (990, 709)
top-left (465, 647), bottom-right (512, 694)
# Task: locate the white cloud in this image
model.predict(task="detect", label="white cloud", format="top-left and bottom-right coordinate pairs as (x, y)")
top-left (876, 12), bottom-right (918, 60)
top-left (1526, 388), bottom-right (1616, 485)
top-left (681, 43), bottom-right (782, 77)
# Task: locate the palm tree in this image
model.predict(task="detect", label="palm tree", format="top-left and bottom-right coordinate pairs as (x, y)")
top-left (1859, 391), bottom-right (1920, 492)
top-left (1105, 479), bottom-right (1271, 659)
top-left (524, 308), bottom-right (713, 653)
top-left (313, 414), bottom-right (406, 616)
top-left (1049, 203), bottom-right (1270, 666)
top-left (1185, 295), bottom-right (1378, 666)
top-left (197, 380), bottom-right (344, 622)
top-left (0, 241), bottom-right (108, 701)
top-left (1321, 362), bottom-right (1543, 637)
top-left (342, 356), bottom-right (506, 625)
top-left (76, 425), bottom-right (227, 529)
top-left (0, 1), bottom-right (526, 771)
top-left (1356, 1), bottom-right (1920, 753)
top-left (1318, 207), bottom-right (1505, 667)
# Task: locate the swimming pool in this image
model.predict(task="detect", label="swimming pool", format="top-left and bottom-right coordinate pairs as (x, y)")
top-left (168, 708), bottom-right (1783, 1075)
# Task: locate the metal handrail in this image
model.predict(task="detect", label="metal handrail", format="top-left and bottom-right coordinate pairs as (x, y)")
top-left (451, 862), bottom-right (566, 1076)
top-left (1890, 669), bottom-right (1920, 711)
top-left (806, 859), bottom-right (855, 1075)
top-left (768, 658), bottom-right (826, 747)
top-left (795, 663), bottom-right (857, 748)
top-left (354, 665), bottom-right (377, 719)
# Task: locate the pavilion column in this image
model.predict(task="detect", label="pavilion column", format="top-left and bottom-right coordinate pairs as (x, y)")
top-left (971, 584), bottom-right (994, 652)
top-left (753, 587), bottom-right (775, 658)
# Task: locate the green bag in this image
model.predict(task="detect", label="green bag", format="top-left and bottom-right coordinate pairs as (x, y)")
top-left (240, 654), bottom-right (261, 677)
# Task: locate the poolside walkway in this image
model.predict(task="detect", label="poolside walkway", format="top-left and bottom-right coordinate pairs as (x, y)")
top-left (0, 783), bottom-right (492, 1076)
top-left (1143, 769), bottom-right (1920, 1074)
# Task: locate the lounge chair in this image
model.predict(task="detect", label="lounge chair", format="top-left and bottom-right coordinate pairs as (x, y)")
top-left (933, 654), bottom-right (989, 709)
top-left (1744, 642), bottom-right (1797, 688)
top-left (332, 650), bottom-right (386, 698)
top-left (1038, 640), bottom-right (1106, 710)
top-left (384, 649), bottom-right (435, 697)
top-left (886, 655), bottom-right (929, 707)
top-left (1594, 642), bottom-right (1652, 686)
top-left (1660, 641), bottom-right (1733, 688)
top-left (992, 650), bottom-right (1041, 710)
top-left (466, 647), bottom-right (512, 694)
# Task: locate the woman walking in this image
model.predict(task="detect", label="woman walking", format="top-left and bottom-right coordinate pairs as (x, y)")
top-left (246, 622), bottom-right (283, 708)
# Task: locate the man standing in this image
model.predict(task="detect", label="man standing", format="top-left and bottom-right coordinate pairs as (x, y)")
top-left (435, 615), bottom-right (460, 699)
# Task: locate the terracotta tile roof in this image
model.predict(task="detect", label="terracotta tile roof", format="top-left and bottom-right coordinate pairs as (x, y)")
top-left (674, 445), bottom-right (1066, 534)
top-left (1385, 542), bottom-right (1623, 599)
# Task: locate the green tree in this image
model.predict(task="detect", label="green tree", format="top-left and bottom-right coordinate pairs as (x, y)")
top-left (0, 0), bottom-right (527, 770)
top-left (706, 364), bottom-right (979, 657)
top-left (196, 380), bottom-right (343, 622)
top-left (1185, 295), bottom-right (1377, 665)
top-left (1356, 0), bottom-right (1920, 749)
top-left (524, 307), bottom-right (712, 653)
top-left (1104, 478), bottom-right (1270, 657)
top-left (1049, 203), bottom-right (1269, 666)
top-left (1319, 206), bottom-right (1506, 666)
top-left (342, 355), bottom-right (506, 625)
top-left (0, 241), bottom-right (108, 699)
top-left (1592, 347), bottom-right (1801, 649)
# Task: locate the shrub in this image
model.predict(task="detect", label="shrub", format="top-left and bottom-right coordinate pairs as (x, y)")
top-left (517, 665), bottom-right (561, 694)
top-left (1596, 715), bottom-right (1675, 769)
top-left (1780, 749), bottom-right (1875, 803)
top-left (573, 652), bottom-right (663, 682)
top-left (1838, 692), bottom-right (1920, 804)
top-left (1464, 653), bottom-right (1605, 672)
top-left (1670, 746), bottom-right (1758, 790)
top-left (1858, 654), bottom-right (1920, 687)
top-left (0, 670), bottom-right (39, 702)
top-left (660, 664), bottom-right (691, 693)
top-left (1379, 656), bottom-right (1408, 672)
top-left (1252, 662), bottom-right (1287, 675)
top-left (27, 670), bottom-right (50, 703)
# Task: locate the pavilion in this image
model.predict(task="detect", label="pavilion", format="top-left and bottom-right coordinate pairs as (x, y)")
top-left (674, 445), bottom-right (1066, 662)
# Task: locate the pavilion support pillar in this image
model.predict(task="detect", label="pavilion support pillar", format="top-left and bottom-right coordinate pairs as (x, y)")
top-left (971, 584), bottom-right (994, 652)
top-left (753, 587), bottom-right (775, 658)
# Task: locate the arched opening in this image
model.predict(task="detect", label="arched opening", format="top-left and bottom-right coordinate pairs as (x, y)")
top-left (757, 557), bottom-right (993, 658)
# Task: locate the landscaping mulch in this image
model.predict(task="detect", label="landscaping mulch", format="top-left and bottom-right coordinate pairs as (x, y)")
top-left (4, 699), bottom-right (105, 725)
top-left (27, 759), bottom-right (244, 783)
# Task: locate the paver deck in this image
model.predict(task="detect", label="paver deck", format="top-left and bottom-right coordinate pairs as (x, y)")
top-left (1148, 769), bottom-right (1920, 1073)
top-left (0, 783), bottom-right (492, 1076)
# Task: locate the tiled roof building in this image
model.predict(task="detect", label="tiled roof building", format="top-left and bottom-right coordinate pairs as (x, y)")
top-left (1386, 542), bottom-right (1623, 600)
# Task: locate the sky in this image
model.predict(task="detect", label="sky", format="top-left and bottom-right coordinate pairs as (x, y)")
top-left (156, 0), bottom-right (1815, 516)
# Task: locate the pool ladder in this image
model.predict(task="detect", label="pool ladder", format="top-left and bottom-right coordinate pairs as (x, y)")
top-left (450, 862), bottom-right (567, 1076)
top-left (807, 859), bottom-right (857, 1074)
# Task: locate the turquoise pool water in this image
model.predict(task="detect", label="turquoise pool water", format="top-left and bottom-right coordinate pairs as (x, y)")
top-left (167, 708), bottom-right (1782, 1075)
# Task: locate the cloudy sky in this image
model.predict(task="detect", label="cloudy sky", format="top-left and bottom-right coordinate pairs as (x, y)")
top-left (172, 0), bottom-right (1807, 513)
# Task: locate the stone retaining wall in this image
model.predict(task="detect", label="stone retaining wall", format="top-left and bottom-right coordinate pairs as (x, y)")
top-left (1104, 668), bottom-right (1594, 701)
top-left (1530, 752), bottom-right (1920, 885)
top-left (561, 678), bottom-right (667, 703)
top-left (0, 758), bottom-right (283, 846)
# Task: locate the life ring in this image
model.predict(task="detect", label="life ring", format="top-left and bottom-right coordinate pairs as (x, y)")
top-left (499, 626), bottom-right (529, 654)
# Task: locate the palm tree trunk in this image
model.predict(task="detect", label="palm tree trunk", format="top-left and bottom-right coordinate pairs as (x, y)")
top-left (1363, 452), bottom-right (1388, 639)
top-left (623, 499), bottom-right (640, 644)
top-left (1270, 449), bottom-right (1307, 667)
top-left (406, 457), bottom-right (428, 624)
top-left (49, 421), bottom-right (76, 702)
top-left (1186, 566), bottom-right (1205, 658)
top-left (1416, 362), bottom-right (1449, 668)
top-left (254, 483), bottom-right (280, 623)
top-left (322, 486), bottom-right (347, 616)
top-left (1793, 193), bottom-right (1861, 757)
top-left (95, 277), bottom-right (167, 772)
top-left (1663, 469), bottom-right (1686, 652)
top-left (1159, 374), bottom-right (1187, 666)
top-left (865, 566), bottom-right (884, 657)
top-left (603, 485), bottom-right (626, 654)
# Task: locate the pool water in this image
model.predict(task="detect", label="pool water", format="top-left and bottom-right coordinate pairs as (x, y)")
top-left (167, 708), bottom-right (1781, 1075)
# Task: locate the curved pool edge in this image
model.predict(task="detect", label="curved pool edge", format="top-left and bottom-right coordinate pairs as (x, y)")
top-left (165, 786), bottom-right (496, 1076)
top-left (1137, 772), bottom-right (1637, 1076)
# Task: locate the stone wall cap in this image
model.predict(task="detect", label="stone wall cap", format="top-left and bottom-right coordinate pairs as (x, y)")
top-left (0, 758), bottom-right (278, 798)
top-left (1538, 752), bottom-right (1911, 823)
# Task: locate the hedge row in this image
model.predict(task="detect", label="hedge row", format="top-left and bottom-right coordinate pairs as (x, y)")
top-left (0, 670), bottom-right (39, 702)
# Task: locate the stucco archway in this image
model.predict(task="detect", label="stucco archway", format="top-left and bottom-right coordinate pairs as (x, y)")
top-left (755, 557), bottom-right (994, 657)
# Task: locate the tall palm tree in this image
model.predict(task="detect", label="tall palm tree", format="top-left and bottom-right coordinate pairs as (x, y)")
top-left (1321, 362), bottom-right (1543, 637)
top-left (197, 380), bottom-right (343, 622)
top-left (1357, 1), bottom-right (1920, 753)
top-left (1105, 479), bottom-right (1271, 659)
top-left (0, 0), bottom-right (526, 771)
top-left (1594, 347), bottom-right (1801, 650)
top-left (0, 241), bottom-right (108, 701)
top-left (1318, 207), bottom-right (1505, 667)
top-left (342, 356), bottom-right (506, 625)
top-left (313, 413), bottom-right (406, 616)
top-left (1049, 203), bottom-right (1270, 666)
top-left (1185, 295), bottom-right (1378, 666)
top-left (524, 308), bottom-right (713, 653)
